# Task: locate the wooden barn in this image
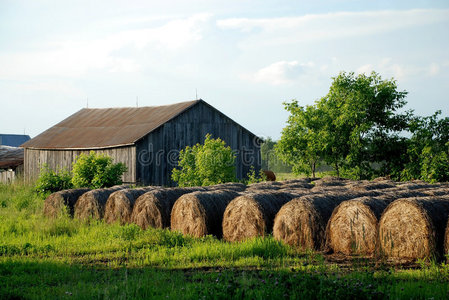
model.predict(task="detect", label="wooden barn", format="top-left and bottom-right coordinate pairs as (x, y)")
top-left (21, 99), bottom-right (261, 186)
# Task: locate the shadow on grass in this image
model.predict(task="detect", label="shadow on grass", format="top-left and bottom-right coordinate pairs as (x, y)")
top-left (1, 259), bottom-right (448, 300)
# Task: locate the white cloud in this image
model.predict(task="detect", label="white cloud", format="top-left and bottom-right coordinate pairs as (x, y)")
top-left (243, 60), bottom-right (314, 85)
top-left (14, 80), bottom-right (84, 97)
top-left (428, 63), bottom-right (440, 76)
top-left (355, 58), bottom-right (448, 81)
top-left (217, 9), bottom-right (449, 46)
top-left (0, 13), bottom-right (211, 80)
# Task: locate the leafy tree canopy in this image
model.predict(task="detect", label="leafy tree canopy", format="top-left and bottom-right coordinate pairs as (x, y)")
top-left (277, 71), bottom-right (413, 179)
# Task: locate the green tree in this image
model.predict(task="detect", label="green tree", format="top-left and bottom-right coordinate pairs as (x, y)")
top-left (320, 71), bottom-right (410, 179)
top-left (402, 111), bottom-right (449, 182)
top-left (276, 102), bottom-right (324, 177)
top-left (71, 151), bottom-right (128, 189)
top-left (171, 134), bottom-right (237, 187)
top-left (277, 71), bottom-right (411, 179)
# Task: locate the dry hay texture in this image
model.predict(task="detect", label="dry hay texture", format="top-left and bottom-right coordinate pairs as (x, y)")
top-left (131, 187), bottom-right (203, 230)
top-left (281, 178), bottom-right (313, 184)
top-left (326, 196), bottom-right (392, 256)
top-left (104, 187), bottom-right (158, 224)
top-left (312, 177), bottom-right (352, 188)
top-left (280, 181), bottom-right (314, 190)
top-left (379, 197), bottom-right (449, 260)
top-left (273, 191), bottom-right (363, 251)
top-left (170, 190), bottom-right (240, 238)
top-left (74, 185), bottom-right (130, 221)
top-left (372, 177), bottom-right (395, 183)
top-left (310, 184), bottom-right (355, 194)
top-left (325, 188), bottom-right (432, 256)
top-left (222, 191), bottom-right (295, 242)
top-left (346, 180), bottom-right (396, 192)
top-left (246, 181), bottom-right (284, 191)
top-left (204, 182), bottom-right (247, 192)
top-left (43, 188), bottom-right (90, 218)
top-left (396, 181), bottom-right (438, 191)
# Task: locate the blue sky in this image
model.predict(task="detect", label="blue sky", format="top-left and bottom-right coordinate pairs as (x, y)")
top-left (1, 0), bottom-right (448, 140)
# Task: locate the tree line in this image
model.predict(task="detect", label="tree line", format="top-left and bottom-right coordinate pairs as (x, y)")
top-left (276, 71), bottom-right (449, 182)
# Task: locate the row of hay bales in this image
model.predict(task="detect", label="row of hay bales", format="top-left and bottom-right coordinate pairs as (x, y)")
top-left (43, 177), bottom-right (449, 261)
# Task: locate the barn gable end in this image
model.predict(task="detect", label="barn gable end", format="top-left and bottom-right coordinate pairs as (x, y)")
top-left (135, 100), bottom-right (261, 186)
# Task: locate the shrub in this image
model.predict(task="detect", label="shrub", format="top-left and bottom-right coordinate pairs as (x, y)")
top-left (172, 134), bottom-right (237, 186)
top-left (245, 166), bottom-right (267, 184)
top-left (71, 151), bottom-right (127, 189)
top-left (34, 164), bottom-right (73, 198)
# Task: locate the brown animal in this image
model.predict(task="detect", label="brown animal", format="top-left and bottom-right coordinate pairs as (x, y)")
top-left (263, 170), bottom-right (276, 181)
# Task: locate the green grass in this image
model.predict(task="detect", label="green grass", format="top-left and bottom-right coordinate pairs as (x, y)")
top-left (1, 182), bottom-right (449, 299)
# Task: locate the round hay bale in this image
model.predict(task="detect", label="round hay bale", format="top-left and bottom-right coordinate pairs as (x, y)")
top-left (311, 185), bottom-right (351, 194)
top-left (346, 181), bottom-right (396, 192)
top-left (326, 196), bottom-right (392, 255)
top-left (273, 191), bottom-right (361, 251)
top-left (396, 181), bottom-right (437, 190)
top-left (74, 185), bottom-right (130, 221)
top-left (131, 187), bottom-right (202, 230)
top-left (277, 188), bottom-right (312, 196)
top-left (43, 188), bottom-right (90, 218)
top-left (281, 178), bottom-right (314, 184)
top-left (262, 170), bottom-right (276, 181)
top-left (372, 176), bottom-right (394, 183)
top-left (281, 182), bottom-right (314, 190)
top-left (418, 187), bottom-right (449, 197)
top-left (205, 182), bottom-right (247, 192)
top-left (104, 187), bottom-right (158, 224)
top-left (222, 191), bottom-right (295, 242)
top-left (171, 190), bottom-right (240, 238)
top-left (247, 181), bottom-right (283, 190)
top-left (312, 177), bottom-right (351, 188)
top-left (378, 197), bottom-right (449, 260)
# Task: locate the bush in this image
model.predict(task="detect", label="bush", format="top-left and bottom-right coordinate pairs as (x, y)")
top-left (71, 151), bottom-right (128, 189)
top-left (245, 166), bottom-right (267, 184)
top-left (35, 164), bottom-right (73, 198)
top-left (172, 134), bottom-right (236, 187)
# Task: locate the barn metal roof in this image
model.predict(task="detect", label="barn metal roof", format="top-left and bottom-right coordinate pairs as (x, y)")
top-left (21, 100), bottom-right (200, 150)
top-left (0, 146), bottom-right (24, 168)
top-left (0, 134), bottom-right (30, 147)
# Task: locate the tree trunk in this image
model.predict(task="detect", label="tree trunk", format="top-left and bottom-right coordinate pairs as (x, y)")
top-left (335, 163), bottom-right (340, 178)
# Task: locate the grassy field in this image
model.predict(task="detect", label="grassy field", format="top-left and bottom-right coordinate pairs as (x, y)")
top-left (1, 182), bottom-right (449, 299)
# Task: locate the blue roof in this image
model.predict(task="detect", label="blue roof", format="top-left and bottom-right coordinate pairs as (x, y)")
top-left (0, 134), bottom-right (31, 147)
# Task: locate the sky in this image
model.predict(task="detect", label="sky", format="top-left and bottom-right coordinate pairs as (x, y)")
top-left (1, 0), bottom-right (448, 140)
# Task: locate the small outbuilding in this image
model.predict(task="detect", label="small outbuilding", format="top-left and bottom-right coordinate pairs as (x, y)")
top-left (21, 99), bottom-right (261, 186)
top-left (0, 134), bottom-right (30, 147)
top-left (0, 145), bottom-right (24, 183)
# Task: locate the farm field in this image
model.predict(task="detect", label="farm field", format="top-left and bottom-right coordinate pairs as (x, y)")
top-left (1, 182), bottom-right (449, 299)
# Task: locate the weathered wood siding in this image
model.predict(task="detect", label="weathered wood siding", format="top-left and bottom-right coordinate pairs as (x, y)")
top-left (136, 101), bottom-right (261, 186)
top-left (24, 146), bottom-right (136, 183)
top-left (0, 170), bottom-right (15, 184)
